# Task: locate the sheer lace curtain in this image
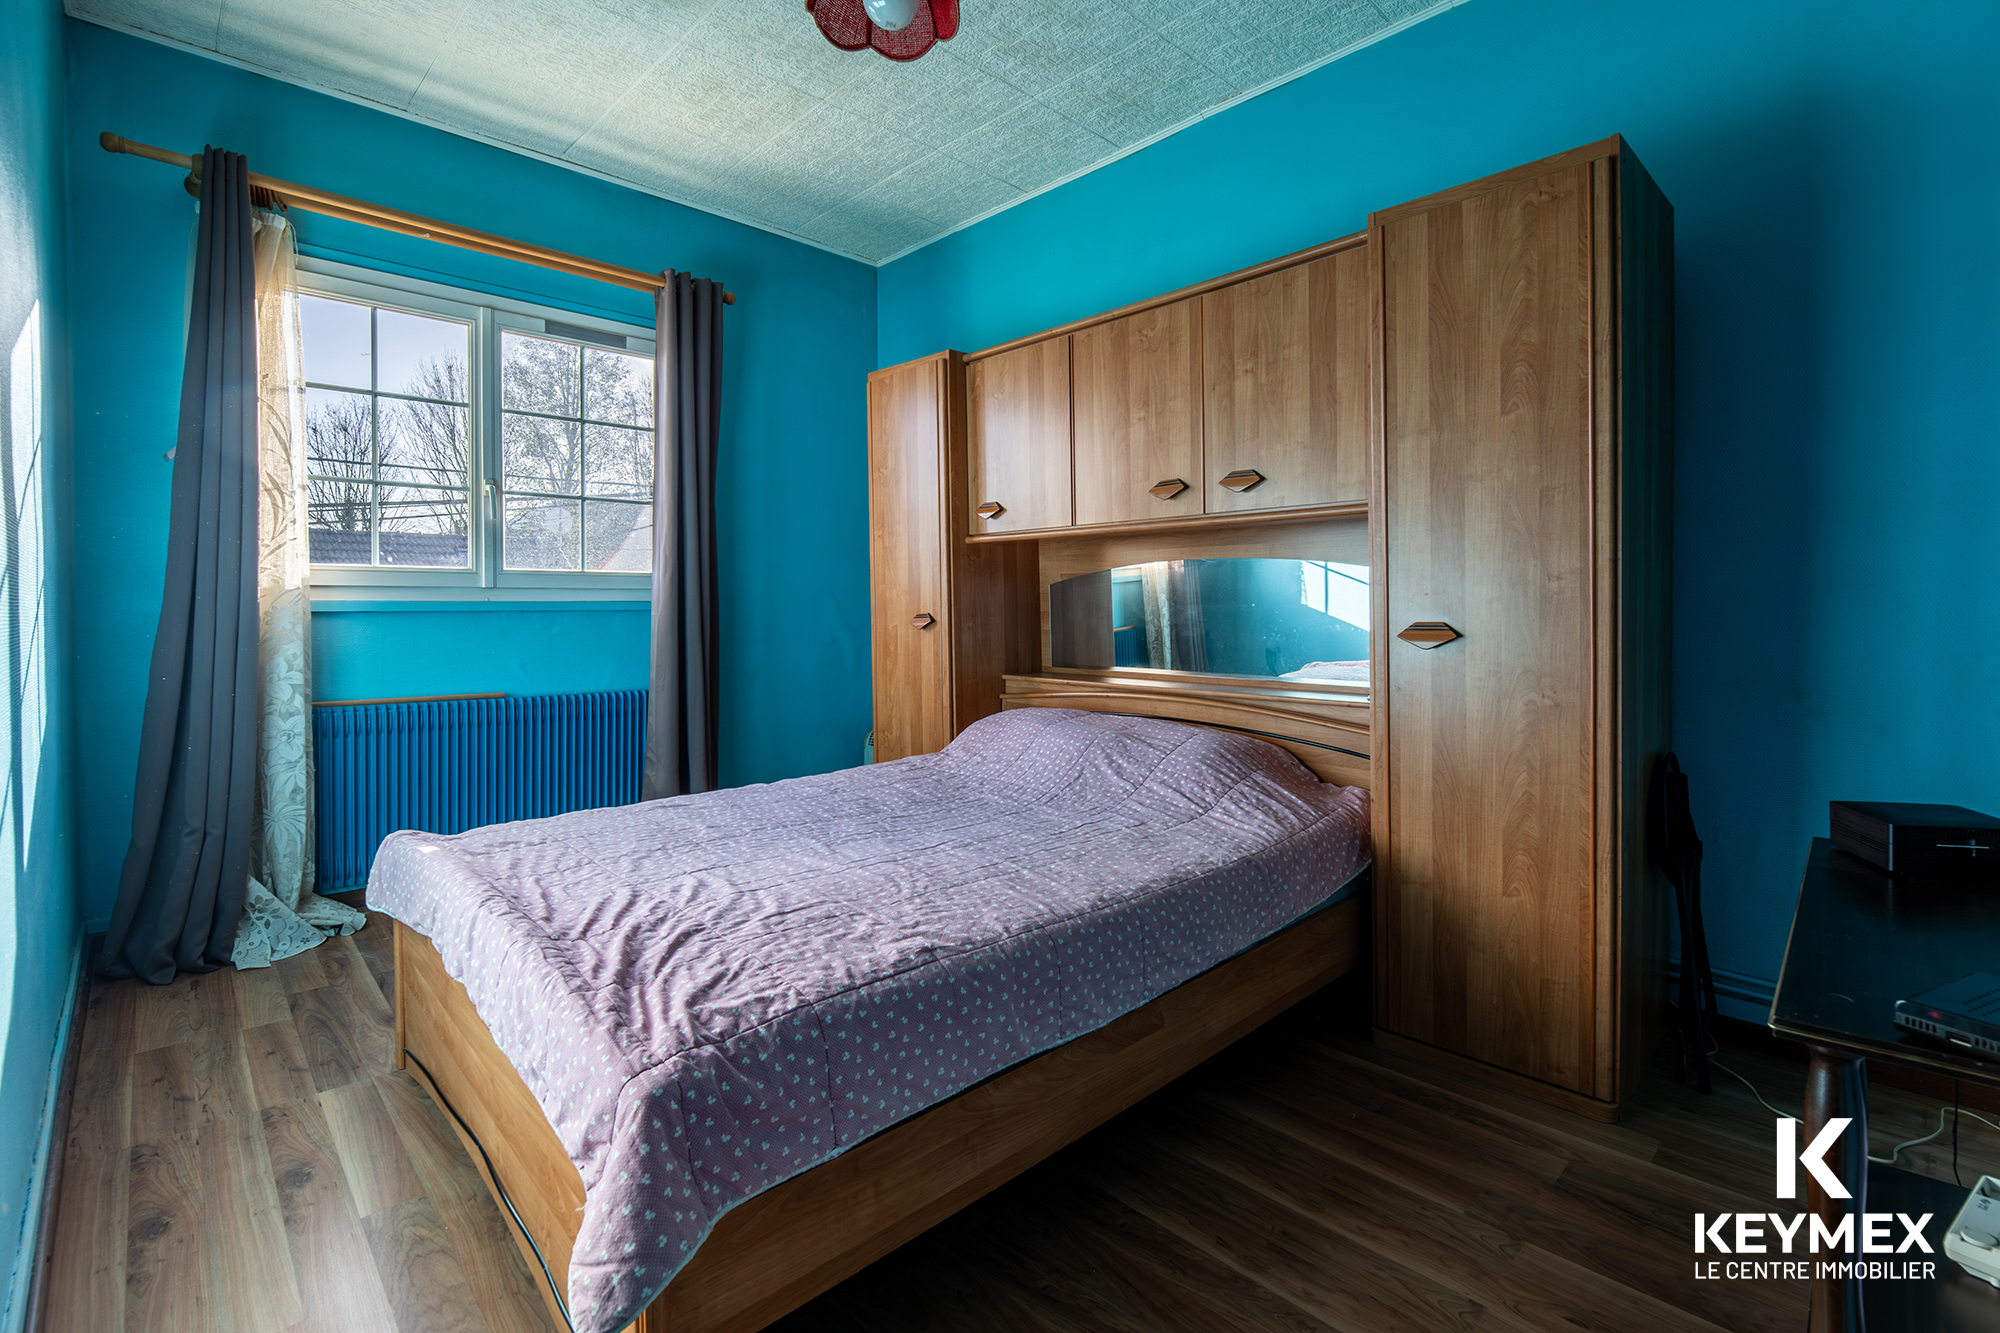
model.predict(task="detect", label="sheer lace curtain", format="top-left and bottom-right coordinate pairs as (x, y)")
top-left (234, 209), bottom-right (364, 968)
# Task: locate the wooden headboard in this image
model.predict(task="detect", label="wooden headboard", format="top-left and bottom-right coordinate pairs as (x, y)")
top-left (1000, 674), bottom-right (1371, 790)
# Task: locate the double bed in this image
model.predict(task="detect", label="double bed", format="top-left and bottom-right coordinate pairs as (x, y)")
top-left (371, 704), bottom-right (1371, 1333)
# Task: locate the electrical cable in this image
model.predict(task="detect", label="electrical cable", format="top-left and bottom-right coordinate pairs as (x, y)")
top-left (1707, 1039), bottom-right (2000, 1169)
top-left (1709, 1051), bottom-right (1795, 1121)
top-left (1870, 1107), bottom-right (1949, 1167)
top-left (1864, 1101), bottom-right (2000, 1168)
top-left (404, 1048), bottom-right (575, 1332)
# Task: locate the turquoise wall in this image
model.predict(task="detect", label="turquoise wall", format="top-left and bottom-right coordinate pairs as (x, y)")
top-left (879, 0), bottom-right (2000, 1014)
top-left (309, 602), bottom-right (651, 702)
top-left (64, 23), bottom-right (878, 926)
top-left (0, 0), bottom-right (81, 1315)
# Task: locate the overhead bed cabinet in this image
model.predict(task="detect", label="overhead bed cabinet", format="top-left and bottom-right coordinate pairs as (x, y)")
top-left (1071, 298), bottom-right (1203, 527)
top-left (968, 337), bottom-right (1072, 534)
top-left (869, 351), bottom-right (1038, 762)
top-left (1201, 247), bottom-right (1371, 514)
top-left (1370, 136), bottom-right (1673, 1115)
top-left (960, 242), bottom-right (1371, 543)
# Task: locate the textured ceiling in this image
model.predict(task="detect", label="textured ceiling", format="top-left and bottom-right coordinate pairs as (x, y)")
top-left (69, 0), bottom-right (1460, 264)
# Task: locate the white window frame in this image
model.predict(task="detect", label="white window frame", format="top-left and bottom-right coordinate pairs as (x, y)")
top-left (295, 257), bottom-right (655, 603)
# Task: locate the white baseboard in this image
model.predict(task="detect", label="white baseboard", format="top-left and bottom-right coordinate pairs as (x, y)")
top-left (2, 932), bottom-right (85, 1333)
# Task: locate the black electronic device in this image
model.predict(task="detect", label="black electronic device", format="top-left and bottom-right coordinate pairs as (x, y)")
top-left (1829, 800), bottom-right (2000, 877)
top-left (1895, 972), bottom-right (2000, 1063)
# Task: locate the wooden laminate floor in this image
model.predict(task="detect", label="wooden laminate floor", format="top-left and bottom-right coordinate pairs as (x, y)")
top-left (35, 902), bottom-right (1998, 1333)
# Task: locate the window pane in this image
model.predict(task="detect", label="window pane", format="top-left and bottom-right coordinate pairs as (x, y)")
top-left (304, 388), bottom-right (372, 478)
top-left (503, 412), bottom-right (581, 495)
top-left (378, 486), bottom-right (469, 567)
top-left (381, 400), bottom-right (469, 488)
top-left (584, 347), bottom-right (653, 426)
top-left (583, 423), bottom-right (652, 498)
top-left (376, 309), bottom-right (468, 400)
top-left (506, 496), bottom-right (580, 570)
top-left (307, 499), bottom-right (373, 564)
top-left (584, 501), bottom-right (651, 572)
top-left (502, 332), bottom-right (580, 417)
top-left (299, 294), bottom-right (371, 390)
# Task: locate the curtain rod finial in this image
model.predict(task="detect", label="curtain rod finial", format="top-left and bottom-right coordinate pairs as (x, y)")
top-left (100, 131), bottom-right (125, 153)
top-left (663, 270), bottom-right (737, 305)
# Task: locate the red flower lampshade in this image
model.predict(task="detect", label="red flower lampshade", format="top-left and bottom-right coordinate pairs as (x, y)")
top-left (807, 0), bottom-right (960, 61)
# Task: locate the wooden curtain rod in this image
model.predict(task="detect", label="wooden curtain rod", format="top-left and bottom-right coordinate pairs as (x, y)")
top-left (311, 692), bottom-right (506, 708)
top-left (100, 132), bottom-right (735, 305)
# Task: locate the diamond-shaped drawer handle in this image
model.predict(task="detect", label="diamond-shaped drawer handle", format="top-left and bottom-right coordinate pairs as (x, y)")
top-left (1397, 622), bottom-right (1462, 649)
top-left (976, 501), bottom-right (1005, 520)
top-left (1149, 478), bottom-right (1188, 501)
top-left (910, 612), bottom-right (936, 630)
top-left (1219, 469), bottom-right (1265, 493)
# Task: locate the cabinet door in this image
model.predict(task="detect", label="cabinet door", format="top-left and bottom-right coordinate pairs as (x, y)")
top-left (1072, 298), bottom-right (1201, 527)
top-left (968, 338), bottom-right (1071, 535)
top-left (1202, 248), bottom-right (1369, 513)
top-left (868, 358), bottom-right (949, 762)
top-left (1377, 161), bottom-right (1600, 1094)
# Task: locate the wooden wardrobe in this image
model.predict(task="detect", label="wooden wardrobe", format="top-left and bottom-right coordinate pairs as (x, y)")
top-left (1369, 139), bottom-right (1674, 1114)
top-left (867, 135), bottom-right (1673, 1119)
top-left (866, 351), bottom-right (1037, 762)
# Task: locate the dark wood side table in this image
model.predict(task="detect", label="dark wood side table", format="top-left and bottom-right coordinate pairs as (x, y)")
top-left (1770, 838), bottom-right (2000, 1332)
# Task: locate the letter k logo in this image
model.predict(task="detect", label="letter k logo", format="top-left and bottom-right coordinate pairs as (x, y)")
top-left (1776, 1117), bottom-right (1851, 1200)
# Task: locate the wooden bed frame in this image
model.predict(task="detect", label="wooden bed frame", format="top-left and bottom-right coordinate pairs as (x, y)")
top-left (394, 690), bottom-right (1370, 1333)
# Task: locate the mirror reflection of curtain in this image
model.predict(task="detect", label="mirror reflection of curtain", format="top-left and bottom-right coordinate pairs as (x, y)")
top-left (1140, 563), bottom-right (1171, 668)
top-left (1139, 562), bottom-right (1209, 672)
top-left (233, 207), bottom-right (365, 968)
top-left (1166, 560), bottom-right (1207, 672)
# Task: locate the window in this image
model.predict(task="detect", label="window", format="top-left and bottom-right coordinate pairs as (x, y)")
top-left (294, 259), bottom-right (656, 598)
top-left (302, 298), bottom-right (473, 568)
top-left (499, 331), bottom-right (653, 572)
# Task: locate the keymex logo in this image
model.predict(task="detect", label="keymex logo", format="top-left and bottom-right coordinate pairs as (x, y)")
top-left (1775, 1116), bottom-right (1851, 1199)
top-left (1689, 1118), bottom-right (1937, 1283)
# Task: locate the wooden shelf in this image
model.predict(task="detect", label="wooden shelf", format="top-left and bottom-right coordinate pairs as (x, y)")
top-left (965, 499), bottom-right (1367, 544)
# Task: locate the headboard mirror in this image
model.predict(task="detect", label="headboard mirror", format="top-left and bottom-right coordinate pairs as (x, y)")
top-left (1048, 557), bottom-right (1368, 687)
top-left (1037, 513), bottom-right (1369, 685)
top-left (1009, 513), bottom-right (1374, 789)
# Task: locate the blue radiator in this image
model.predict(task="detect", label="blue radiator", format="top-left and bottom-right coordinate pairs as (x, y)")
top-left (313, 690), bottom-right (648, 890)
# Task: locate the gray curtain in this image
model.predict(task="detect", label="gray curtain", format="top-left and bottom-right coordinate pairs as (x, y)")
top-left (100, 147), bottom-right (260, 984)
top-left (641, 271), bottom-right (723, 800)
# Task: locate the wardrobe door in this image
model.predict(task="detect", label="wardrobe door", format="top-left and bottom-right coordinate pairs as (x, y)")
top-left (868, 357), bottom-right (949, 762)
top-left (969, 338), bottom-right (1071, 535)
top-left (1072, 298), bottom-right (1201, 527)
top-left (1376, 159), bottom-right (1601, 1095)
top-left (1201, 247), bottom-right (1369, 513)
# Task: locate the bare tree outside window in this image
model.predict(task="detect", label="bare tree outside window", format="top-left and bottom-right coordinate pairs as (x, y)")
top-left (303, 392), bottom-right (371, 539)
top-left (301, 295), bottom-right (470, 567)
top-left (502, 332), bottom-right (652, 572)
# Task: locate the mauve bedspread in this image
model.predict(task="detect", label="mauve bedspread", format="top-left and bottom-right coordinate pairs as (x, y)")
top-left (367, 707), bottom-right (1370, 1331)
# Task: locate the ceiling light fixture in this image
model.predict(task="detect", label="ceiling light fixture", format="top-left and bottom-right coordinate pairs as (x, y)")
top-left (806, 0), bottom-right (959, 61)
